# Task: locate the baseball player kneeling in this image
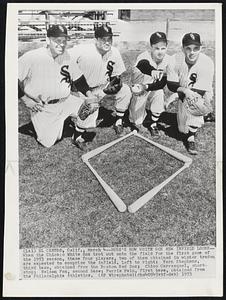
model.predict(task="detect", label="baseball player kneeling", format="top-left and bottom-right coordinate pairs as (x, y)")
top-left (18, 25), bottom-right (94, 148)
top-left (129, 32), bottom-right (171, 136)
top-left (68, 24), bottom-right (132, 150)
top-left (166, 33), bottom-right (214, 155)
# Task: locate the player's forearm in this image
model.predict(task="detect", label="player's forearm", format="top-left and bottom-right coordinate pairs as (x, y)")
top-left (167, 82), bottom-right (189, 99)
top-left (146, 76), bottom-right (167, 91)
top-left (18, 81), bottom-right (41, 104)
top-left (190, 88), bottom-right (206, 97)
top-left (167, 81), bottom-right (181, 93)
top-left (18, 80), bottom-right (25, 98)
top-left (71, 75), bottom-right (90, 96)
top-left (167, 81), bottom-right (207, 98)
top-left (177, 86), bottom-right (206, 96)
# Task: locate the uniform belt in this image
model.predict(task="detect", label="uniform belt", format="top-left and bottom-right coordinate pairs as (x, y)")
top-left (90, 86), bottom-right (99, 91)
top-left (48, 99), bottom-right (60, 104)
top-left (90, 84), bottom-right (106, 91)
top-left (47, 95), bottom-right (68, 104)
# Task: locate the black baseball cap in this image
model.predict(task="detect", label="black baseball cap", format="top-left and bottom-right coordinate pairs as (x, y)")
top-left (47, 25), bottom-right (69, 38)
top-left (182, 33), bottom-right (201, 47)
top-left (95, 24), bottom-right (113, 39)
top-left (150, 32), bottom-right (167, 45)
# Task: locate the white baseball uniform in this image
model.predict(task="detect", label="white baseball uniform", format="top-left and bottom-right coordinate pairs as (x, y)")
top-left (68, 43), bottom-right (131, 129)
top-left (167, 51), bottom-right (214, 133)
top-left (129, 50), bottom-right (170, 125)
top-left (19, 47), bottom-right (84, 147)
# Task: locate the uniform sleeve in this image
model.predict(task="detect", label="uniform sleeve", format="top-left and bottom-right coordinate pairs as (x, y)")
top-left (68, 45), bottom-right (83, 63)
top-left (68, 59), bottom-right (83, 81)
top-left (18, 51), bottom-right (32, 82)
top-left (135, 52), bottom-right (144, 67)
top-left (146, 76), bottom-right (167, 91)
top-left (166, 56), bottom-right (179, 82)
top-left (68, 47), bottom-right (85, 81)
top-left (112, 49), bottom-right (126, 76)
top-left (193, 57), bottom-right (214, 93)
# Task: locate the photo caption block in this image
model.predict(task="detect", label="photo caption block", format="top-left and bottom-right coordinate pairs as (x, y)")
top-left (20, 246), bottom-right (215, 279)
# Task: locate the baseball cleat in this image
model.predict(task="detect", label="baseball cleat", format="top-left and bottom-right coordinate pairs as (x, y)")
top-left (72, 139), bottom-right (87, 151)
top-left (149, 125), bottom-right (160, 137)
top-left (204, 112), bottom-right (215, 122)
top-left (130, 123), bottom-right (139, 132)
top-left (187, 141), bottom-right (198, 155)
top-left (72, 135), bottom-right (87, 151)
top-left (113, 124), bottom-right (124, 136)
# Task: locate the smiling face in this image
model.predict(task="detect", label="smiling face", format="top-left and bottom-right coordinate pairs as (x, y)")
top-left (182, 44), bottom-right (201, 65)
top-left (95, 36), bottom-right (113, 55)
top-left (150, 41), bottom-right (167, 63)
top-left (49, 36), bottom-right (67, 57)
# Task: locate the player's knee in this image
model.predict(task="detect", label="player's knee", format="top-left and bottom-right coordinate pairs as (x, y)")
top-left (36, 134), bottom-right (58, 148)
top-left (38, 139), bottom-right (55, 148)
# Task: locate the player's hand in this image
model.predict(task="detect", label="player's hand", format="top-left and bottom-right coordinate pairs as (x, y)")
top-left (177, 87), bottom-right (196, 102)
top-left (203, 91), bottom-right (213, 107)
top-left (32, 103), bottom-right (44, 113)
top-left (84, 93), bottom-right (100, 109)
top-left (182, 88), bottom-right (196, 101)
top-left (77, 95), bottom-right (100, 121)
top-left (21, 95), bottom-right (44, 113)
top-left (86, 90), bottom-right (104, 104)
top-left (85, 93), bottom-right (99, 102)
top-left (85, 90), bottom-right (93, 98)
top-left (151, 70), bottom-right (164, 82)
top-left (131, 83), bottom-right (148, 96)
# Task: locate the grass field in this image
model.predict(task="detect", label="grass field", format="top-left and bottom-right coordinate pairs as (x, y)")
top-left (19, 39), bottom-right (216, 248)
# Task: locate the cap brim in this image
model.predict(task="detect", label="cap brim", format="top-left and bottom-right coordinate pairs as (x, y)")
top-left (48, 33), bottom-right (69, 39)
top-left (151, 38), bottom-right (167, 44)
top-left (59, 33), bottom-right (70, 39)
top-left (96, 35), bottom-right (113, 38)
top-left (183, 41), bottom-right (201, 47)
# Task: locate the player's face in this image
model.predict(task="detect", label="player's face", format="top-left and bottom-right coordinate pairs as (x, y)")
top-left (150, 42), bottom-right (167, 63)
top-left (96, 36), bottom-right (113, 54)
top-left (49, 36), bottom-right (67, 56)
top-left (183, 44), bottom-right (201, 64)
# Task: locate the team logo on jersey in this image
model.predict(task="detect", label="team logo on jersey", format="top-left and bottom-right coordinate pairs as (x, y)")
top-left (60, 65), bottom-right (71, 86)
top-left (188, 73), bottom-right (197, 87)
top-left (106, 60), bottom-right (115, 78)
